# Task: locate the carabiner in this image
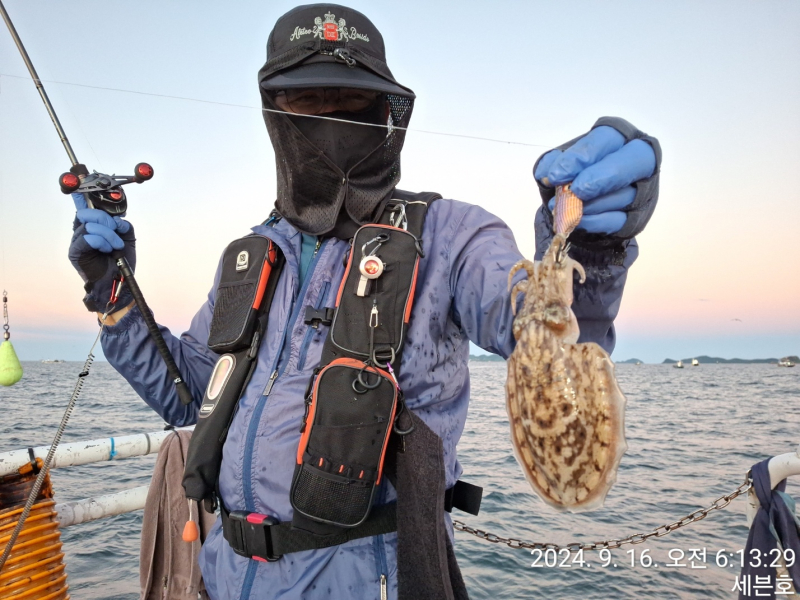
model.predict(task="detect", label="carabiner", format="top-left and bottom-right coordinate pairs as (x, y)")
top-left (389, 203), bottom-right (408, 230)
top-left (361, 233), bottom-right (390, 258)
top-left (353, 364), bottom-right (382, 393)
top-left (393, 399), bottom-right (415, 436)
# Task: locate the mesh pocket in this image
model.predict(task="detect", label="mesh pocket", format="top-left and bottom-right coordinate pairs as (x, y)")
top-left (208, 282), bottom-right (256, 350)
top-left (292, 467), bottom-right (373, 526)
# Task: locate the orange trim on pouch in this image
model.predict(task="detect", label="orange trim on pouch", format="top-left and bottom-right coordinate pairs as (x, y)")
top-left (404, 258), bottom-right (420, 323)
top-left (252, 241), bottom-right (276, 309)
top-left (295, 358), bottom-right (397, 471)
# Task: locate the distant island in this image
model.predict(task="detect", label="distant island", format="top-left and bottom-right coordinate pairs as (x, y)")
top-left (468, 354), bottom-right (799, 364)
top-left (469, 354), bottom-right (505, 362)
top-left (661, 355), bottom-right (799, 365)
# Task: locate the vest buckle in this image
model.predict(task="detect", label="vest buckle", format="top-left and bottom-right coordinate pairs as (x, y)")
top-left (303, 306), bottom-right (335, 329)
top-left (226, 510), bottom-right (283, 562)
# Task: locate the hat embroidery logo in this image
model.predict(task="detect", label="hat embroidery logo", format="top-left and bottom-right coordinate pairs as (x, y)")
top-left (289, 12), bottom-right (370, 43)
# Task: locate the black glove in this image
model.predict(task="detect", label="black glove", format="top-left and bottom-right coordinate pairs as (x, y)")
top-left (68, 194), bottom-right (136, 313)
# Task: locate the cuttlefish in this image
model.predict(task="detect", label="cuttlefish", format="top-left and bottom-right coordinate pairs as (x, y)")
top-left (506, 185), bottom-right (627, 512)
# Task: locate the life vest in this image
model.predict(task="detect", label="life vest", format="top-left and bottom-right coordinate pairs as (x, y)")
top-left (182, 191), bottom-right (481, 593)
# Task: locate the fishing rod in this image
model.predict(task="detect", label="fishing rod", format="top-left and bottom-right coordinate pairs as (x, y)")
top-left (0, 0), bottom-right (193, 406)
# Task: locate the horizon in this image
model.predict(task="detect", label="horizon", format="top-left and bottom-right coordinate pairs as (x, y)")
top-left (18, 349), bottom-right (798, 365)
top-left (468, 349), bottom-right (798, 363)
top-left (1, 1), bottom-right (798, 365)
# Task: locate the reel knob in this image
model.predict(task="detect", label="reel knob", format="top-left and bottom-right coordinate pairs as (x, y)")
top-left (134, 162), bottom-right (154, 183)
top-left (59, 172), bottom-right (81, 194)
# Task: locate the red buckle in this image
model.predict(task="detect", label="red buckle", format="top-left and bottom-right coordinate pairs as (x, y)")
top-left (246, 513), bottom-right (268, 525)
top-left (227, 510), bottom-right (282, 562)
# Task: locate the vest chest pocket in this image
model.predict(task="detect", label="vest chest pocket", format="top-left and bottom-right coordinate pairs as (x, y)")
top-left (329, 225), bottom-right (421, 364)
top-left (207, 237), bottom-right (279, 353)
top-left (291, 358), bottom-right (398, 528)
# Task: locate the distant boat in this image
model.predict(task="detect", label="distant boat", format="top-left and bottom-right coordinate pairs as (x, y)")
top-left (674, 360), bottom-right (684, 369)
top-left (41, 359), bottom-right (64, 363)
top-left (778, 357), bottom-right (796, 367)
top-left (691, 358), bottom-right (699, 367)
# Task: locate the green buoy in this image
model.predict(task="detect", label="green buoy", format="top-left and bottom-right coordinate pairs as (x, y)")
top-left (1, 290), bottom-right (23, 386)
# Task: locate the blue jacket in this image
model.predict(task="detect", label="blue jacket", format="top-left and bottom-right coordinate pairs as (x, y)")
top-left (101, 200), bottom-right (637, 600)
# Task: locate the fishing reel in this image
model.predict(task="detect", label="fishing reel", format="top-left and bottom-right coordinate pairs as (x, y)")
top-left (58, 162), bottom-right (154, 216)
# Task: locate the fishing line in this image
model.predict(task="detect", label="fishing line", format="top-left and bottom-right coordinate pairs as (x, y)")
top-left (0, 316), bottom-right (105, 572)
top-left (0, 73), bottom-right (553, 149)
top-left (51, 80), bottom-right (104, 173)
top-left (0, 170), bottom-right (5, 283)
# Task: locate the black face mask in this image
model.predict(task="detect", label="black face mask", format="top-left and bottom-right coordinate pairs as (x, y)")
top-left (263, 91), bottom-right (414, 237)
top-left (288, 104), bottom-right (389, 175)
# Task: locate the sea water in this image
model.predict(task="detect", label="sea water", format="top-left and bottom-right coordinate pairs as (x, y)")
top-left (1, 361), bottom-right (798, 599)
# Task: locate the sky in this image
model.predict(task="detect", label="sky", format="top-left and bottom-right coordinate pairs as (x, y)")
top-left (0, 0), bottom-right (798, 364)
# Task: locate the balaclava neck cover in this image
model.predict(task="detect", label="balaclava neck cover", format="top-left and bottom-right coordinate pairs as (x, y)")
top-left (258, 4), bottom-right (415, 237)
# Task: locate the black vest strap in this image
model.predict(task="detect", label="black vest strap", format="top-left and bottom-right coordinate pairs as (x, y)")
top-left (444, 480), bottom-right (483, 516)
top-left (220, 481), bottom-right (480, 562)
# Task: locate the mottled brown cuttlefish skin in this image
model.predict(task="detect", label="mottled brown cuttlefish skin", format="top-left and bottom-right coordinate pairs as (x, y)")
top-left (505, 221), bottom-right (628, 512)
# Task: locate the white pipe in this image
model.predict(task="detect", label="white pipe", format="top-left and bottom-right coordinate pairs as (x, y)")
top-left (55, 485), bottom-right (149, 527)
top-left (746, 445), bottom-right (800, 526)
top-left (0, 426), bottom-right (194, 477)
top-left (768, 445), bottom-right (800, 489)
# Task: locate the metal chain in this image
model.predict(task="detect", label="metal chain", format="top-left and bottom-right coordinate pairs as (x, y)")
top-left (453, 473), bottom-right (752, 553)
top-left (2, 289), bottom-right (9, 340)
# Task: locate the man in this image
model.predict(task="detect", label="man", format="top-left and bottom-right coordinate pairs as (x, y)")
top-left (68, 4), bottom-right (659, 599)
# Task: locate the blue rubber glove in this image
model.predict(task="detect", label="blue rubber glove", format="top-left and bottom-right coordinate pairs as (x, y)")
top-left (533, 117), bottom-right (661, 247)
top-left (68, 193), bottom-right (136, 313)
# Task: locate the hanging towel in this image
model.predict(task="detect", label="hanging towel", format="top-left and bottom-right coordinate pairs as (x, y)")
top-left (392, 411), bottom-right (469, 600)
top-left (740, 459), bottom-right (800, 599)
top-left (140, 429), bottom-right (217, 600)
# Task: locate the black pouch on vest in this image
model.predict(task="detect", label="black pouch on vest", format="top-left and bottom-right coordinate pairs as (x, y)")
top-left (183, 236), bottom-right (283, 504)
top-left (326, 224), bottom-right (421, 364)
top-left (290, 358), bottom-right (398, 534)
top-left (207, 237), bottom-right (278, 353)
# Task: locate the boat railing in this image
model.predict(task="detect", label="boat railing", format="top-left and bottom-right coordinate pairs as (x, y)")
top-left (1, 431), bottom-right (798, 530)
top-left (0, 426), bottom-right (194, 527)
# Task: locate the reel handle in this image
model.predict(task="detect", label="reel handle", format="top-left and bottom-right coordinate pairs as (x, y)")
top-left (58, 162), bottom-right (154, 195)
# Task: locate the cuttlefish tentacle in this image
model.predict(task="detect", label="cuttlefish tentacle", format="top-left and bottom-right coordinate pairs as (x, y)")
top-left (505, 185), bottom-right (627, 513)
top-left (573, 260), bottom-right (586, 284)
top-left (507, 259), bottom-right (536, 289)
top-left (509, 280), bottom-right (527, 316)
top-left (508, 259), bottom-right (536, 316)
